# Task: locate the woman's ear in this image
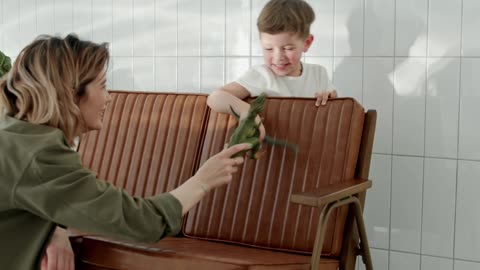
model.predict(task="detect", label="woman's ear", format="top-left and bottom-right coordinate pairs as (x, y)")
top-left (303, 35), bottom-right (314, 52)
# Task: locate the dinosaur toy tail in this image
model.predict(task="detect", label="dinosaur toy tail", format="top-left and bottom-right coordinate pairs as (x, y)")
top-left (264, 135), bottom-right (299, 154)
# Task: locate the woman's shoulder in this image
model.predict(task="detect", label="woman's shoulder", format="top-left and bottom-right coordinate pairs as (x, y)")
top-left (1, 116), bottom-right (72, 157)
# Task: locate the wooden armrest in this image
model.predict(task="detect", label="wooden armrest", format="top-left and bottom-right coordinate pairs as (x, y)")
top-left (290, 179), bottom-right (372, 207)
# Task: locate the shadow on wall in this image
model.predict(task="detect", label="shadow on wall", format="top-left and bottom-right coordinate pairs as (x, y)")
top-left (334, 0), bottom-right (470, 262)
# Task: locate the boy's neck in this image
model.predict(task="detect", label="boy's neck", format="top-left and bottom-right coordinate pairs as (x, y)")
top-left (287, 62), bottom-right (303, 77)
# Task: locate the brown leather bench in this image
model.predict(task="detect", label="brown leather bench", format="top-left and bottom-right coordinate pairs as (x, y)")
top-left (71, 91), bottom-right (376, 270)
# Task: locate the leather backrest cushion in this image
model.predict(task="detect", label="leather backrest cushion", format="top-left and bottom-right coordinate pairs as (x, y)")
top-left (78, 91), bottom-right (208, 197)
top-left (183, 97), bottom-right (365, 257)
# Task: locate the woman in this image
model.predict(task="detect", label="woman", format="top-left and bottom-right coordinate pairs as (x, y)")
top-left (0, 34), bottom-right (250, 270)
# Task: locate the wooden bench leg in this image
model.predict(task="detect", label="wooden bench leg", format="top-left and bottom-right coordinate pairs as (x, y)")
top-left (352, 197), bottom-right (373, 270)
top-left (310, 196), bottom-right (373, 270)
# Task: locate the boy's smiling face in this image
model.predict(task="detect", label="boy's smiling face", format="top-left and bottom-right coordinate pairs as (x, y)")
top-left (260, 32), bottom-right (313, 77)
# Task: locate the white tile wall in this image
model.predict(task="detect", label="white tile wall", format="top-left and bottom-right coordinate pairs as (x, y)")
top-left (390, 251), bottom-right (420, 270)
top-left (425, 58), bottom-right (460, 159)
top-left (19, 0), bottom-right (37, 48)
top-left (305, 0), bottom-right (333, 56)
top-left (359, 248), bottom-right (389, 270)
top-left (364, 0), bottom-right (395, 57)
top-left (459, 59), bottom-right (480, 160)
top-left (201, 0), bottom-right (225, 56)
top-left (333, 57), bottom-right (363, 102)
top-left (422, 158), bottom-right (456, 258)
top-left (395, 0), bottom-right (428, 57)
top-left (335, 0), bottom-right (364, 56)
top-left (462, 0), bottom-right (480, 56)
top-left (133, 0), bottom-right (155, 57)
top-left (54, 0), bottom-right (73, 36)
top-left (364, 154), bottom-right (391, 250)
top-left (363, 58), bottom-right (394, 154)
top-left (92, 0), bottom-right (112, 45)
top-left (178, 0), bottom-right (200, 56)
top-left (133, 57), bottom-right (155, 91)
top-left (251, 0), bottom-right (268, 57)
top-left (421, 256), bottom-right (453, 270)
top-left (455, 161), bottom-right (480, 262)
top-left (112, 0), bottom-right (133, 57)
top-left (155, 1), bottom-right (177, 56)
top-left (2, 0), bottom-right (480, 269)
top-left (73, 0), bottom-right (92, 40)
top-left (428, 0), bottom-right (462, 57)
top-left (391, 156), bottom-right (423, 253)
top-left (392, 57), bottom-right (426, 156)
top-left (455, 260), bottom-right (480, 270)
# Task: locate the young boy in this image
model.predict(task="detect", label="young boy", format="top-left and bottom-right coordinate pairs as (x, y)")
top-left (207, 0), bottom-right (337, 139)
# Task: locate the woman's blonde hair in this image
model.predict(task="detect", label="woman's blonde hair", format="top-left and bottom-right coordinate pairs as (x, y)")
top-left (0, 34), bottom-right (109, 145)
top-left (257, 0), bottom-right (315, 39)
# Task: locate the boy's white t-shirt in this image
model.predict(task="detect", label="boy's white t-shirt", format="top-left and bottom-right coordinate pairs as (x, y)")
top-left (236, 63), bottom-right (335, 97)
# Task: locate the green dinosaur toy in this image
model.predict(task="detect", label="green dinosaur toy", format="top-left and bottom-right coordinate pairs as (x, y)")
top-left (0, 50), bottom-right (11, 78)
top-left (228, 92), bottom-right (299, 159)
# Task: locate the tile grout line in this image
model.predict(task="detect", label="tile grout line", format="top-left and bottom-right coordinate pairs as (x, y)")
top-left (199, 0), bottom-right (202, 93)
top-left (130, 0), bottom-right (137, 90)
top-left (420, 0), bottom-right (428, 266)
top-left (453, 0), bottom-right (465, 267)
top-left (223, 0), bottom-right (226, 86)
top-left (153, 0), bottom-right (156, 91)
top-left (386, 0), bottom-right (394, 267)
top-left (175, 0), bottom-right (178, 92)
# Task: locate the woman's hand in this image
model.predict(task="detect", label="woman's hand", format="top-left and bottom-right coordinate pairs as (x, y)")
top-left (194, 143), bottom-right (251, 191)
top-left (40, 226), bottom-right (74, 270)
top-left (170, 143), bottom-right (251, 215)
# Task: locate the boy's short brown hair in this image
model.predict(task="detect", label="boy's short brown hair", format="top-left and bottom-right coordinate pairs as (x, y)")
top-left (257, 0), bottom-right (315, 39)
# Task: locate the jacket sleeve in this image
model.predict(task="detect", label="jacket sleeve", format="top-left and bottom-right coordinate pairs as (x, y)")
top-left (12, 144), bottom-right (183, 244)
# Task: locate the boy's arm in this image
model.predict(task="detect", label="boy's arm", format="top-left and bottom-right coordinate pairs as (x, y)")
top-left (207, 82), bottom-right (251, 118)
top-left (207, 82), bottom-right (265, 140)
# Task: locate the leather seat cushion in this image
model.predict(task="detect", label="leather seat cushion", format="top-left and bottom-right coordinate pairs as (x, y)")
top-left (76, 236), bottom-right (339, 270)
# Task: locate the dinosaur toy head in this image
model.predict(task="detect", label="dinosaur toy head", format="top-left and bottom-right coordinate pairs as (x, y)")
top-left (228, 92), bottom-right (298, 159)
top-left (248, 92), bottom-right (267, 116)
top-left (0, 50), bottom-right (11, 78)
